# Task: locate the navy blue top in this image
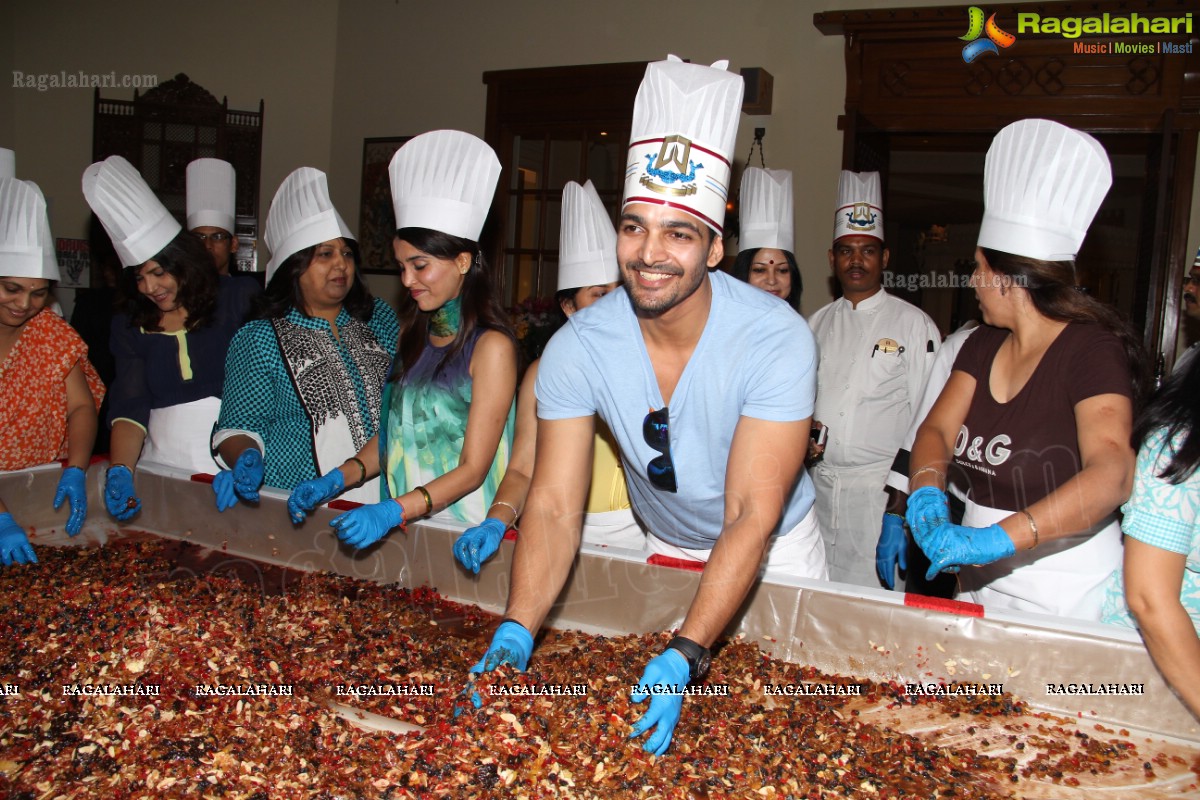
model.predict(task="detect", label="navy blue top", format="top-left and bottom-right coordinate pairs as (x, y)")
top-left (108, 275), bottom-right (259, 429)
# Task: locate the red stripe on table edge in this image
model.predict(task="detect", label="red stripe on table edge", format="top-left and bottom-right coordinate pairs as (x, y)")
top-left (328, 500), bottom-right (363, 511)
top-left (904, 593), bottom-right (984, 617)
top-left (647, 553), bottom-right (706, 573)
top-left (190, 473), bottom-right (215, 484)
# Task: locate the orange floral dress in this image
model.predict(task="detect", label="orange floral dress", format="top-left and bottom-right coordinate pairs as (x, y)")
top-left (0, 310), bottom-right (106, 470)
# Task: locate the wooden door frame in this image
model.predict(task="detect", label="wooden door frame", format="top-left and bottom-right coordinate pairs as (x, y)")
top-left (815, 1), bottom-right (1199, 367)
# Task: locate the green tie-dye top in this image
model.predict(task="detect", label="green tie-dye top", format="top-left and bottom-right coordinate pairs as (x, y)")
top-left (381, 330), bottom-right (514, 524)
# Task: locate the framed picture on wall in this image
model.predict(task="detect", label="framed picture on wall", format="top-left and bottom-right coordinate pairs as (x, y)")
top-left (359, 136), bottom-right (411, 274)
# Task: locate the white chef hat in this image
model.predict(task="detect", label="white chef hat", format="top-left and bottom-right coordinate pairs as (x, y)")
top-left (262, 167), bottom-right (354, 282)
top-left (738, 168), bottom-right (794, 253)
top-left (186, 158), bottom-right (236, 233)
top-left (82, 155), bottom-right (181, 268)
top-left (0, 149), bottom-right (14, 180)
top-left (0, 178), bottom-right (60, 281)
top-left (623, 55), bottom-right (744, 236)
top-left (558, 181), bottom-right (619, 291)
top-left (978, 119), bottom-right (1112, 262)
top-left (389, 130), bottom-right (500, 242)
top-left (833, 171), bottom-right (883, 243)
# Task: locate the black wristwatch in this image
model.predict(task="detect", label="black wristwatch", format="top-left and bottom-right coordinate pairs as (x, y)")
top-left (667, 635), bottom-right (711, 682)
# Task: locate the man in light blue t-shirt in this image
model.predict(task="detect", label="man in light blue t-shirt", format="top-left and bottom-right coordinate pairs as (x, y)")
top-left (468, 56), bottom-right (826, 759)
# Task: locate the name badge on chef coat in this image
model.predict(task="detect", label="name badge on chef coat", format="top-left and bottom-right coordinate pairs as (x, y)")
top-left (872, 337), bottom-right (904, 358)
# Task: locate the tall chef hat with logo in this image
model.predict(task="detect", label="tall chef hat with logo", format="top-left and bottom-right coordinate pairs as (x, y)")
top-left (186, 158), bottom-right (236, 234)
top-left (0, 148), bottom-right (15, 180)
top-left (82, 155), bottom-right (182, 268)
top-left (262, 167), bottom-right (354, 283)
top-left (0, 177), bottom-right (59, 281)
top-left (622, 55), bottom-right (744, 236)
top-left (558, 180), bottom-right (619, 291)
top-left (832, 171), bottom-right (883, 244)
top-left (978, 118), bottom-right (1111, 262)
top-left (738, 167), bottom-right (794, 253)
top-left (389, 130), bottom-right (500, 242)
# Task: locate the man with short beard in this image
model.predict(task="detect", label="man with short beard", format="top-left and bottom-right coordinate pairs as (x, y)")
top-left (468, 55), bottom-right (824, 757)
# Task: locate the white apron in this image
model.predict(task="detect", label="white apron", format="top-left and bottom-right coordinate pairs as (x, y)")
top-left (141, 397), bottom-right (222, 474)
top-left (811, 460), bottom-right (890, 587)
top-left (958, 498), bottom-right (1123, 621)
top-left (647, 504), bottom-right (828, 580)
top-left (310, 414), bottom-right (381, 505)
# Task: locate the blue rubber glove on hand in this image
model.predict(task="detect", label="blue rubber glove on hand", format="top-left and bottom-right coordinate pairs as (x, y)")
top-left (629, 648), bottom-right (690, 756)
top-left (287, 468), bottom-right (345, 524)
top-left (905, 486), bottom-right (951, 542)
top-left (54, 466), bottom-right (88, 536)
top-left (213, 449), bottom-right (264, 512)
top-left (460, 620), bottom-right (534, 711)
top-left (914, 521), bottom-right (1016, 581)
top-left (470, 620), bottom-right (534, 675)
top-left (331, 499), bottom-right (404, 549)
top-left (876, 513), bottom-right (908, 590)
top-left (104, 465), bottom-right (141, 521)
top-left (0, 513), bottom-right (36, 566)
top-left (453, 517), bottom-right (507, 574)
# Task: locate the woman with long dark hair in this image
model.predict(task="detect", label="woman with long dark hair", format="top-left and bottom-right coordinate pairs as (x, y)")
top-left (287, 131), bottom-right (516, 548)
top-left (907, 119), bottom-right (1146, 620)
top-left (83, 155), bottom-right (255, 521)
top-left (1101, 352), bottom-right (1200, 717)
top-left (212, 167), bottom-right (398, 509)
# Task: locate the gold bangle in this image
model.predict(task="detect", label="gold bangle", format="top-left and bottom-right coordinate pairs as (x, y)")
top-left (910, 466), bottom-right (946, 486)
top-left (346, 457), bottom-right (367, 488)
top-left (1023, 510), bottom-right (1039, 549)
top-left (489, 501), bottom-right (520, 525)
top-left (415, 485), bottom-right (433, 516)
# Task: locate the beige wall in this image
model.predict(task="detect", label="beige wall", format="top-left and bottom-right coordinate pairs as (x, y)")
top-left (7, 0), bottom-right (339, 253)
top-left (5, 0), bottom-right (1199, 323)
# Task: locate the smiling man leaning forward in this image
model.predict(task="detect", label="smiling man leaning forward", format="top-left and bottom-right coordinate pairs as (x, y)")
top-left (467, 54), bottom-right (825, 757)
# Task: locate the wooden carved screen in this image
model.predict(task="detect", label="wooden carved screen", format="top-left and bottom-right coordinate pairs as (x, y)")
top-left (814, 1), bottom-right (1199, 368)
top-left (93, 73), bottom-right (264, 272)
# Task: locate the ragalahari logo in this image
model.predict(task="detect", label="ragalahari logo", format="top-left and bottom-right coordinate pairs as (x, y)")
top-left (960, 7), bottom-right (1017, 62)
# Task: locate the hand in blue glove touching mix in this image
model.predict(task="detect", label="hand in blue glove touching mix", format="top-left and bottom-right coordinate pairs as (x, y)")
top-left (628, 648), bottom-right (690, 756)
top-left (462, 620), bottom-right (535, 710)
top-left (287, 468), bottom-right (345, 524)
top-left (0, 513), bottom-right (36, 566)
top-left (54, 466), bottom-right (88, 536)
top-left (214, 449), bottom-right (264, 512)
top-left (104, 465), bottom-right (141, 521)
top-left (914, 521), bottom-right (1015, 580)
top-left (876, 512), bottom-right (908, 590)
top-left (453, 517), bottom-right (507, 574)
top-left (330, 499), bottom-right (404, 549)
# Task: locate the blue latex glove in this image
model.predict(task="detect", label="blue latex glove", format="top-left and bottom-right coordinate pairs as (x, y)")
top-left (453, 517), bottom-right (507, 574)
top-left (470, 620), bottom-right (534, 675)
top-left (104, 465), bottom-right (141, 521)
top-left (460, 620), bottom-right (535, 711)
top-left (53, 466), bottom-right (88, 536)
top-left (287, 468), bottom-right (345, 524)
top-left (0, 513), bottom-right (36, 566)
top-left (876, 513), bottom-right (908, 590)
top-left (330, 499), bottom-right (404, 549)
top-left (914, 521), bottom-right (1016, 581)
top-left (629, 648), bottom-right (689, 756)
top-left (905, 486), bottom-right (951, 542)
top-left (213, 449), bottom-right (264, 512)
